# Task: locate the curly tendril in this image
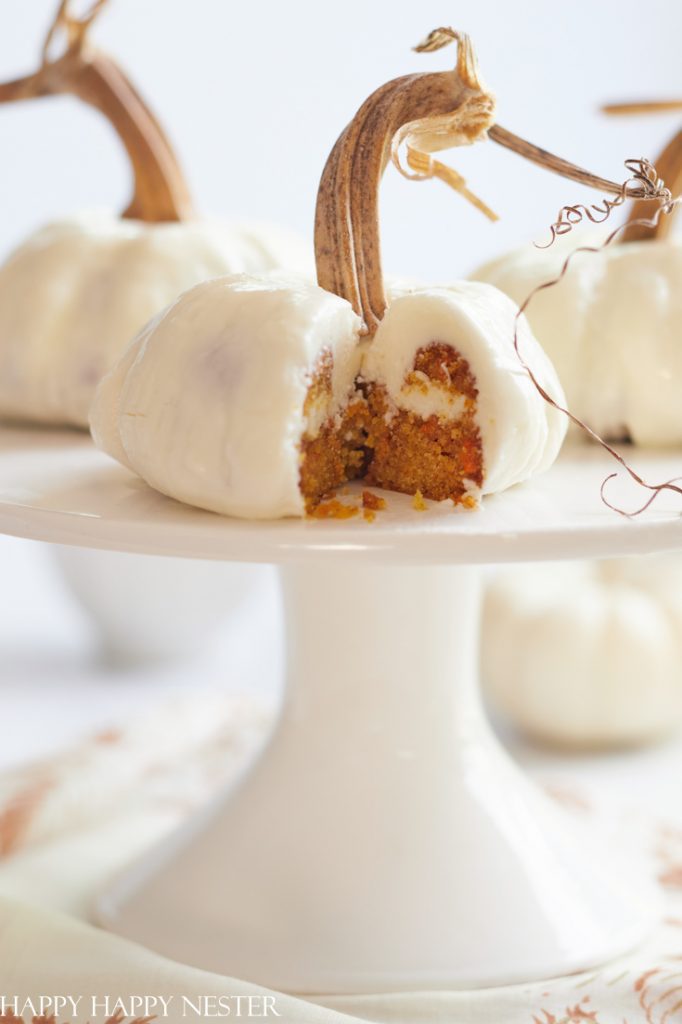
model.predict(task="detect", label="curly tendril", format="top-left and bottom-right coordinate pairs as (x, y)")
top-left (536, 158), bottom-right (673, 248)
top-left (514, 168), bottom-right (682, 517)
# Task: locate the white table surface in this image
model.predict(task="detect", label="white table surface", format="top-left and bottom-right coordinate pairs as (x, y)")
top-left (1, 532), bottom-right (681, 827)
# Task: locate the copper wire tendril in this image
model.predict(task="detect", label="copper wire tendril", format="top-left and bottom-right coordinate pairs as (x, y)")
top-left (514, 171), bottom-right (682, 517)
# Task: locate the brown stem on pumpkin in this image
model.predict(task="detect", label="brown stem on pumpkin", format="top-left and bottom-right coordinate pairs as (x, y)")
top-left (0, 0), bottom-right (192, 222)
top-left (601, 101), bottom-right (682, 243)
top-left (487, 125), bottom-right (627, 196)
top-left (315, 31), bottom-right (495, 335)
top-left (622, 133), bottom-right (682, 242)
top-left (315, 27), bottom-right (653, 335)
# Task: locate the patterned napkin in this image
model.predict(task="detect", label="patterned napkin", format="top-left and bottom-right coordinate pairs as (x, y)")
top-left (1, 693), bottom-right (682, 1024)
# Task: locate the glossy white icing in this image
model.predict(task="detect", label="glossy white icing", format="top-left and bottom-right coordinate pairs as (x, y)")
top-left (91, 275), bottom-right (567, 518)
top-left (91, 273), bottom-right (363, 519)
top-left (364, 283), bottom-right (567, 494)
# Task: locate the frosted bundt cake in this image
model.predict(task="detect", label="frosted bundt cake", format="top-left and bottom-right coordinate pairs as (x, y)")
top-left (94, 29), bottom-right (665, 520)
top-left (90, 273), bottom-right (566, 517)
top-left (91, 31), bottom-right (573, 518)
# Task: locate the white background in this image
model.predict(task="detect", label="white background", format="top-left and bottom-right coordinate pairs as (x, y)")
top-left (0, 0), bottom-right (680, 772)
top-left (0, 0), bottom-right (680, 277)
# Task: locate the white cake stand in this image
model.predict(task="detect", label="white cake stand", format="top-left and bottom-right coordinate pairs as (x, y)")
top-left (1, 424), bottom-right (680, 994)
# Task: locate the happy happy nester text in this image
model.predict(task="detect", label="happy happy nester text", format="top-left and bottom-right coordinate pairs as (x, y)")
top-left (0, 995), bottom-right (281, 1018)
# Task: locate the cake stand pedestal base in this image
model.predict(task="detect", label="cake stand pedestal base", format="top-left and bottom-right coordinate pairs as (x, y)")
top-left (96, 561), bottom-right (659, 994)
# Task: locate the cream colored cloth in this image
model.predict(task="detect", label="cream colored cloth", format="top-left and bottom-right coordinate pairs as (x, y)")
top-left (1, 692), bottom-right (681, 1024)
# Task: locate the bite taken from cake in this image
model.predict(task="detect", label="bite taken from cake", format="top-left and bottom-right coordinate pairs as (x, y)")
top-left (90, 27), bottom-right (655, 520)
top-left (91, 273), bottom-right (566, 518)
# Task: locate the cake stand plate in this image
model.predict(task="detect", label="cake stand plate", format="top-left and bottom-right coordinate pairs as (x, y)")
top-left (1, 425), bottom-right (680, 994)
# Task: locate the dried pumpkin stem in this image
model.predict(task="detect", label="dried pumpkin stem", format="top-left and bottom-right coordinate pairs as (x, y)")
top-left (488, 125), bottom-right (626, 196)
top-left (602, 100), bottom-right (682, 243)
top-left (624, 132), bottom-right (682, 241)
top-left (315, 28), bottom-right (647, 335)
top-left (404, 146), bottom-right (499, 222)
top-left (0, 0), bottom-right (192, 222)
top-left (315, 32), bottom-right (496, 335)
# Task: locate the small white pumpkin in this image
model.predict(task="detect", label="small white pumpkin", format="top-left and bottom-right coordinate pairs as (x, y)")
top-left (0, 215), bottom-right (308, 428)
top-left (482, 557), bottom-right (682, 749)
top-left (0, 2), bottom-right (309, 428)
top-left (474, 109), bottom-right (682, 446)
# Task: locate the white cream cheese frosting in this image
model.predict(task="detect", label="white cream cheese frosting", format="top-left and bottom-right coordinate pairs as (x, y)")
top-left (91, 273), bottom-right (567, 519)
top-left (365, 282), bottom-right (567, 494)
top-left (0, 212), bottom-right (312, 429)
top-left (475, 236), bottom-right (682, 446)
top-left (90, 273), bottom-right (363, 519)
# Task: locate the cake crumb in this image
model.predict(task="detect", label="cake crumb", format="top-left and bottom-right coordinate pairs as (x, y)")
top-left (412, 490), bottom-right (427, 512)
top-left (363, 509), bottom-right (376, 523)
top-left (309, 499), bottom-right (359, 520)
top-left (460, 494), bottom-right (478, 511)
top-left (361, 490), bottom-right (386, 512)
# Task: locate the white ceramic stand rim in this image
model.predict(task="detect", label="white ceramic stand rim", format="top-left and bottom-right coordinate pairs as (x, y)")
top-left (0, 428), bottom-right (674, 994)
top-left (1, 427), bottom-right (682, 565)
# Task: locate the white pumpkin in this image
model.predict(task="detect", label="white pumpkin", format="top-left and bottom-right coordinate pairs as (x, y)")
top-left (90, 26), bottom-right (666, 520)
top-left (474, 116), bottom-right (682, 446)
top-left (0, 214), bottom-right (309, 427)
top-left (90, 274), bottom-right (566, 518)
top-left (482, 557), bottom-right (682, 749)
top-left (90, 32), bottom-right (574, 519)
top-left (0, 3), bottom-right (309, 428)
